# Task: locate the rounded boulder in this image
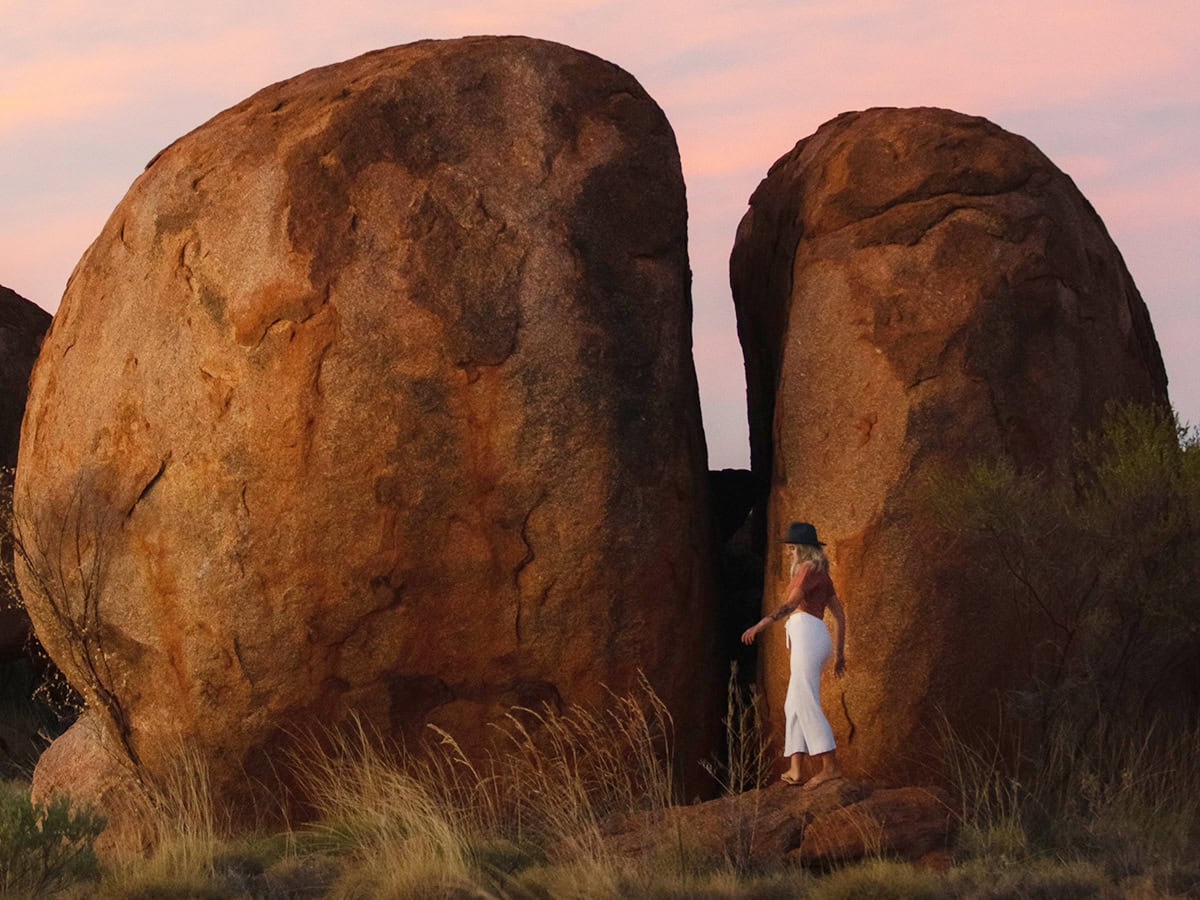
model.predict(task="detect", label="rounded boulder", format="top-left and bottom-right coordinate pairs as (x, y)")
top-left (731, 107), bottom-right (1168, 781)
top-left (16, 37), bottom-right (718, 824)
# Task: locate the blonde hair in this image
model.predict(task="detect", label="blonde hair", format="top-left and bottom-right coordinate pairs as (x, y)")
top-left (790, 542), bottom-right (829, 576)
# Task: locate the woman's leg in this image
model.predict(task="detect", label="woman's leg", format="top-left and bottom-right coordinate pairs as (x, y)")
top-left (782, 616), bottom-right (840, 788)
top-left (786, 616), bottom-right (835, 768)
top-left (803, 748), bottom-right (842, 789)
top-left (786, 752), bottom-right (804, 781)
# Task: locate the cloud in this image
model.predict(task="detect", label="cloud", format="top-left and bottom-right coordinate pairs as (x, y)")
top-left (0, 25), bottom-right (284, 139)
top-left (0, 66), bottom-right (126, 133)
top-left (1, 0), bottom-right (1197, 459)
top-left (0, 201), bottom-right (112, 309)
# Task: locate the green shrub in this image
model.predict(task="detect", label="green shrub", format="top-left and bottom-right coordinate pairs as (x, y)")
top-left (928, 402), bottom-right (1200, 738)
top-left (931, 402), bottom-right (1200, 880)
top-left (0, 782), bottom-right (105, 897)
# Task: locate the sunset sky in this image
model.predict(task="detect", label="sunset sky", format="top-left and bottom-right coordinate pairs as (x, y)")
top-left (2, 0), bottom-right (1196, 468)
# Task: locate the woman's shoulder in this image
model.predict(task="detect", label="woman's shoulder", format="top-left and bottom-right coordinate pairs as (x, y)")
top-left (790, 562), bottom-right (814, 584)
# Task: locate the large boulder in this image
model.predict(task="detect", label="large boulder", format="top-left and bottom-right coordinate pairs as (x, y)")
top-left (730, 107), bottom-right (1168, 781)
top-left (1, 284), bottom-right (51, 659)
top-left (16, 36), bottom-right (718, 829)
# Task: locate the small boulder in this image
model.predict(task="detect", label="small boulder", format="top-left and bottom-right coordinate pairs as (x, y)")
top-left (599, 779), bottom-right (954, 868)
top-left (29, 710), bottom-right (149, 855)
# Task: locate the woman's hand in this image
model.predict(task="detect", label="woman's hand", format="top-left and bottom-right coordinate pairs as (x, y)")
top-left (740, 624), bottom-right (760, 645)
top-left (834, 655), bottom-right (846, 678)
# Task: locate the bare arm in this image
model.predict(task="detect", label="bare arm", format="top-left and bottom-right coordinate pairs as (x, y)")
top-left (741, 565), bottom-right (808, 645)
top-left (827, 593), bottom-right (847, 676)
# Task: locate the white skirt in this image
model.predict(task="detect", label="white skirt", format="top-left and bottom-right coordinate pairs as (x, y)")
top-left (783, 612), bottom-right (836, 757)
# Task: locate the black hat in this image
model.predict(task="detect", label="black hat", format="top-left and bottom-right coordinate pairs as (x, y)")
top-left (781, 521), bottom-right (825, 546)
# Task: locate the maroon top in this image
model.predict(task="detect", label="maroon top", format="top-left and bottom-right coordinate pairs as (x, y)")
top-left (786, 563), bottom-right (836, 620)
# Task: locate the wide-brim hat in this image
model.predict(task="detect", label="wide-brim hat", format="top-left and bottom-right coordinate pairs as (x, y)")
top-left (780, 521), bottom-right (825, 546)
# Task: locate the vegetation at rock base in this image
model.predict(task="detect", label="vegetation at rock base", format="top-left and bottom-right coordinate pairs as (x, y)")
top-left (922, 400), bottom-right (1200, 897)
top-left (0, 467), bottom-right (81, 782)
top-left (1, 687), bottom-right (1195, 897)
top-left (927, 401), bottom-right (1200, 744)
top-left (0, 403), bottom-right (1196, 897)
top-left (0, 782), bottom-right (104, 897)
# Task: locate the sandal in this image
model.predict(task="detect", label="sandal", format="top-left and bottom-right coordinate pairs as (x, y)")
top-left (780, 773), bottom-right (802, 786)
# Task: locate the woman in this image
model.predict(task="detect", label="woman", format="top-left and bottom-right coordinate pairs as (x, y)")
top-left (741, 521), bottom-right (846, 789)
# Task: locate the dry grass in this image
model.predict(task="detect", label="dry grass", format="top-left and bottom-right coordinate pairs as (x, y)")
top-left (89, 676), bottom-right (681, 898)
top-left (701, 663), bottom-right (774, 798)
top-left (694, 664), bottom-right (777, 873)
top-left (942, 709), bottom-right (1200, 898)
top-left (290, 717), bottom-right (476, 898)
top-left (97, 747), bottom-right (228, 896)
top-left (7, 676), bottom-right (1196, 898)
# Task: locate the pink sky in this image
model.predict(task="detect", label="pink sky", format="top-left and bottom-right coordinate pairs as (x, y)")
top-left (2, 0), bottom-right (1197, 467)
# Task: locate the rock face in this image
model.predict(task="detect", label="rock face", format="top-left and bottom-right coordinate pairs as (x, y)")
top-left (600, 780), bottom-right (954, 868)
top-left (730, 107), bottom-right (1168, 781)
top-left (16, 37), bottom-right (718, 827)
top-left (1, 284), bottom-right (51, 659)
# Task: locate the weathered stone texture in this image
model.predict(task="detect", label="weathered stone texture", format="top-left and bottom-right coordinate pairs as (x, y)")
top-left (731, 107), bottom-right (1168, 781)
top-left (16, 37), bottom-right (717, 827)
top-left (599, 779), bottom-right (954, 868)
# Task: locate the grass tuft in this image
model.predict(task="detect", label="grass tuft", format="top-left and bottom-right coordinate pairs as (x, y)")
top-left (1, 673), bottom-right (1196, 897)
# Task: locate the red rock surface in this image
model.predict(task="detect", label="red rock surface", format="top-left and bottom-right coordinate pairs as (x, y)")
top-left (730, 107), bottom-right (1168, 782)
top-left (30, 710), bottom-right (149, 855)
top-left (600, 779), bottom-right (953, 867)
top-left (15, 37), bottom-right (718, 831)
top-left (797, 785), bottom-right (955, 866)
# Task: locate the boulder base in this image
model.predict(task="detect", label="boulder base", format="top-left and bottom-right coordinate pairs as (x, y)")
top-left (600, 780), bottom-right (954, 868)
top-left (30, 710), bottom-right (149, 856)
